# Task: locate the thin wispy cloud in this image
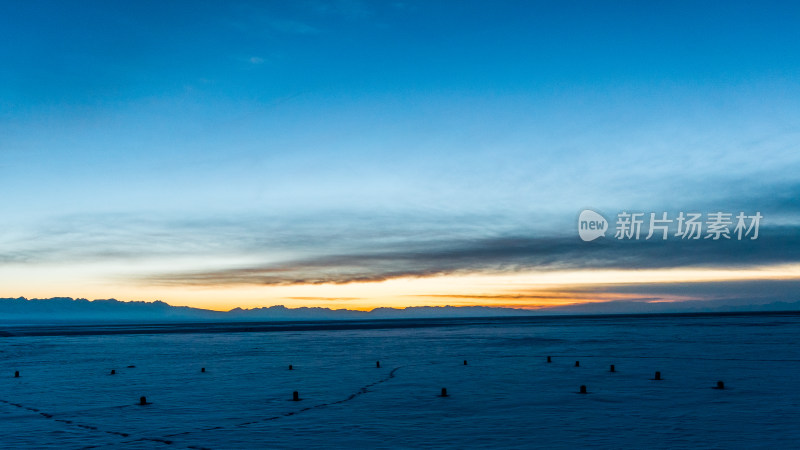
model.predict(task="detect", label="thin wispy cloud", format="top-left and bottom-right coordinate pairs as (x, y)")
top-left (267, 19), bottom-right (320, 35)
top-left (306, 0), bottom-right (372, 20)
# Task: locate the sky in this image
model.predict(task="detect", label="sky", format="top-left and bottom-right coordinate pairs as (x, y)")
top-left (1, 1), bottom-right (800, 311)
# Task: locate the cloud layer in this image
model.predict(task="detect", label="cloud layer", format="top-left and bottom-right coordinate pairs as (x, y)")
top-left (142, 225), bottom-right (800, 287)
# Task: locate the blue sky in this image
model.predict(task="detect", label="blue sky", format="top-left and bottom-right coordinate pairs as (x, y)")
top-left (2, 1), bottom-right (800, 310)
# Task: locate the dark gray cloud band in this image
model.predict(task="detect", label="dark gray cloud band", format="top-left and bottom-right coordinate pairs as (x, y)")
top-left (143, 225), bottom-right (800, 287)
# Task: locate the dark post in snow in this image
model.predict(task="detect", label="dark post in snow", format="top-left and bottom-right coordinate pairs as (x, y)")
top-left (376, 361), bottom-right (381, 368)
top-left (609, 365), bottom-right (615, 372)
top-left (440, 387), bottom-right (449, 397)
top-left (579, 385), bottom-right (587, 394)
top-left (14, 371), bottom-right (19, 378)
top-left (575, 361), bottom-right (580, 367)
top-left (463, 360), bottom-right (468, 365)
top-left (139, 396), bottom-right (147, 405)
top-left (547, 356), bottom-right (552, 363)
top-left (654, 371), bottom-right (662, 380)
top-left (201, 367), bottom-right (205, 373)
top-left (716, 381), bottom-right (725, 389)
top-left (110, 369), bottom-right (116, 375)
top-left (293, 391), bottom-right (300, 401)
top-left (288, 365), bottom-right (292, 371)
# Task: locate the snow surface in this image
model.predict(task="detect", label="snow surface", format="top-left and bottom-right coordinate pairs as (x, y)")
top-left (2, 314), bottom-right (800, 449)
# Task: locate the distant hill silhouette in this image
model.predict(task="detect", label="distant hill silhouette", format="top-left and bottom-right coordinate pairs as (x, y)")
top-left (1, 296), bottom-right (798, 323)
top-left (0, 297), bottom-right (536, 323)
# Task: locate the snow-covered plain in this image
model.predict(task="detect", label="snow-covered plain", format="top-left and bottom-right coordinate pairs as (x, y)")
top-left (2, 313), bottom-right (800, 449)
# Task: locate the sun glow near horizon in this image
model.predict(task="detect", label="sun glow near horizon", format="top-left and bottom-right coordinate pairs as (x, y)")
top-left (7, 263), bottom-right (799, 312)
